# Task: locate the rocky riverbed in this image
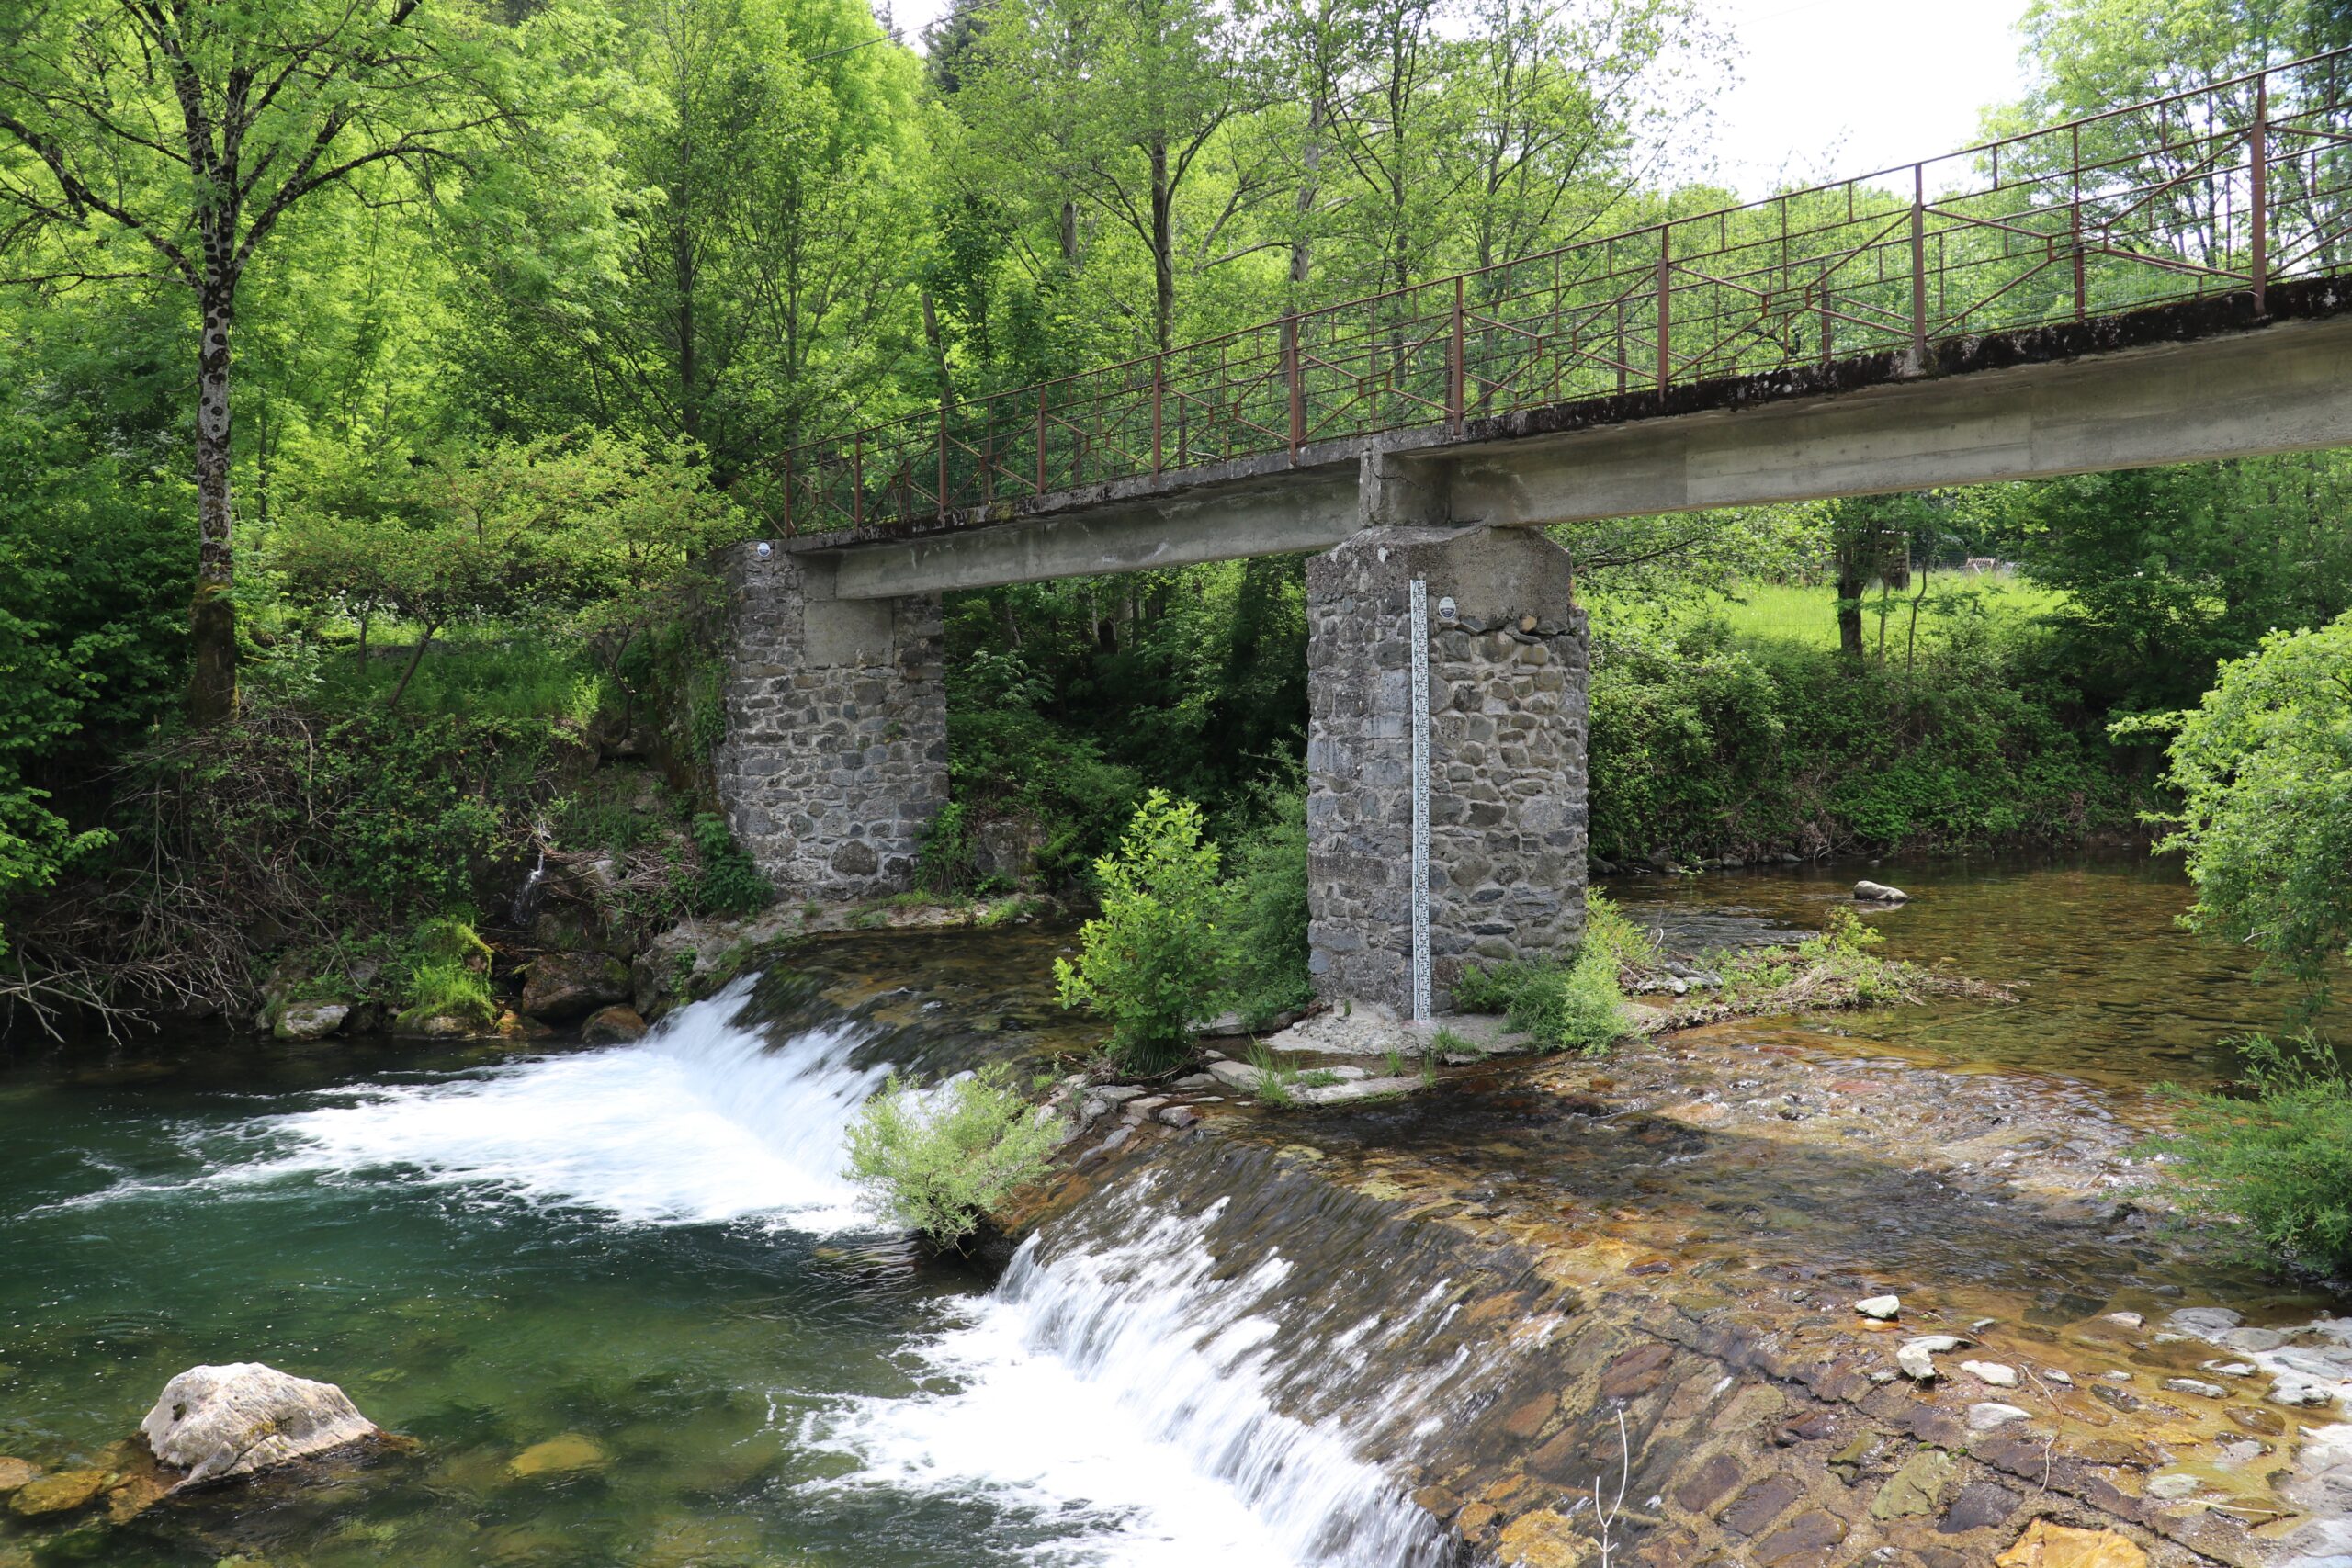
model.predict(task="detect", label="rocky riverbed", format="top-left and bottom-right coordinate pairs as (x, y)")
top-left (1016, 1021), bottom-right (2352, 1567)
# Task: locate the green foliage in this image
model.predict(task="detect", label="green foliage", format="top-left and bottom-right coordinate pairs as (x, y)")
top-left (1453, 892), bottom-right (1648, 1055)
top-left (2152, 1034), bottom-right (2352, 1277)
top-left (1054, 791), bottom-right (1226, 1074)
top-left (1586, 618), bottom-right (2130, 863)
top-left (842, 1065), bottom-right (1060, 1248)
top-left (398, 917), bottom-right (498, 1027)
top-left (689, 813), bottom-right (774, 917)
top-left (1709, 906), bottom-right (1926, 1012)
top-left (1219, 772), bottom-right (1313, 1027)
top-left (2156, 614), bottom-right (2352, 1000)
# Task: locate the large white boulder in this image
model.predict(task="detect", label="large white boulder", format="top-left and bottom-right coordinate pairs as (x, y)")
top-left (139, 1363), bottom-right (380, 1485)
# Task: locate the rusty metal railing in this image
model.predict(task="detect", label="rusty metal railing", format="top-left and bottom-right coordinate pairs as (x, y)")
top-left (762, 48), bottom-right (2352, 537)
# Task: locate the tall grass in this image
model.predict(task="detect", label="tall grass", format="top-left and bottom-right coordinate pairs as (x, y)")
top-left (1603, 576), bottom-right (2069, 653)
top-left (312, 626), bottom-right (612, 725)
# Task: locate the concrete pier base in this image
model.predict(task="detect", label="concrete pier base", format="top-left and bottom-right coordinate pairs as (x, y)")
top-left (1306, 513), bottom-right (1589, 1014)
top-left (713, 542), bottom-right (947, 901)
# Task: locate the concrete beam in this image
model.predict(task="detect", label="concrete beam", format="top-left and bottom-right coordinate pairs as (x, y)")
top-left (781, 308), bottom-right (2352, 595)
top-left (1448, 312), bottom-right (2352, 528)
top-left (808, 466), bottom-right (1358, 601)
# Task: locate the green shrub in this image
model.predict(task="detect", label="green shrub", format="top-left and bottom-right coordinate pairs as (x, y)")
top-left (1220, 772), bottom-right (1312, 1026)
top-left (689, 813), bottom-right (772, 916)
top-left (1452, 892), bottom-right (1648, 1055)
top-left (843, 1064), bottom-right (1060, 1248)
top-left (398, 916), bottom-right (497, 1026)
top-left (1054, 790), bottom-right (1226, 1074)
top-left (2156, 614), bottom-right (2352, 1001)
top-left (2151, 1034), bottom-right (2352, 1276)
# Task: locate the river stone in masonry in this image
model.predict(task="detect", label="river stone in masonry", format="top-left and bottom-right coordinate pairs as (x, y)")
top-left (139, 1363), bottom-right (381, 1486)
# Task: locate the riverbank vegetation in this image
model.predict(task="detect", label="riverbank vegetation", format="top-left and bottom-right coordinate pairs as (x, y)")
top-left (845, 1065), bottom-right (1060, 1248)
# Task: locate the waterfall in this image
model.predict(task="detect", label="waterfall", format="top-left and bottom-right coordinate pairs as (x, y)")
top-left (205, 982), bottom-right (1462, 1566)
top-left (810, 1174), bottom-right (1462, 1568)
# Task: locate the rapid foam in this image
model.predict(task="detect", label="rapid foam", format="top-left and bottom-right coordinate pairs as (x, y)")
top-left (810, 1179), bottom-right (1455, 1568)
top-left (172, 983), bottom-right (1446, 1564)
top-left (232, 980), bottom-right (888, 1231)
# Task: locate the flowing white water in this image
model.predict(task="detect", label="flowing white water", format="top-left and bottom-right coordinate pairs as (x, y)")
top-left (228, 980), bottom-right (888, 1232)
top-left (809, 1179), bottom-right (1458, 1568)
top-left (191, 983), bottom-right (1451, 1566)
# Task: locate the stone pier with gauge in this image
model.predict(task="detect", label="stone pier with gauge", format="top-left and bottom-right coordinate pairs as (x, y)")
top-left (1303, 513), bottom-right (1589, 1016)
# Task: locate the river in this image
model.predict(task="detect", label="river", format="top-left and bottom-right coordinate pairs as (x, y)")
top-left (0, 856), bottom-right (2336, 1565)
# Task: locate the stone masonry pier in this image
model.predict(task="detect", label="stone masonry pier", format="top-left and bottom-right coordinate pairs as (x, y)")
top-left (1306, 502), bottom-right (1589, 1012)
top-left (714, 542), bottom-right (947, 901)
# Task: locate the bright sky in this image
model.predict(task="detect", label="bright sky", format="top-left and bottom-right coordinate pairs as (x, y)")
top-left (877, 0), bottom-right (2041, 199)
top-left (1702, 0), bottom-right (2038, 195)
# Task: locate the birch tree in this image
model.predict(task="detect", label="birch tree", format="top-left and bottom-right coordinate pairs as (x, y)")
top-left (0, 0), bottom-right (529, 723)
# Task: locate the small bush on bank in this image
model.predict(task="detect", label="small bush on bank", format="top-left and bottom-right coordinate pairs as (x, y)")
top-left (689, 813), bottom-right (772, 916)
top-left (1453, 893), bottom-right (1651, 1055)
top-left (2151, 1034), bottom-right (2352, 1278)
top-left (398, 916), bottom-right (497, 1026)
top-left (843, 1064), bottom-right (1060, 1248)
top-left (1220, 771), bottom-right (1313, 1027)
top-left (1054, 791), bottom-right (1226, 1074)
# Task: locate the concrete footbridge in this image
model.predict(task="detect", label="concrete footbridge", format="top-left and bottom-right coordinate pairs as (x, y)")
top-left (716, 50), bottom-right (2352, 1016)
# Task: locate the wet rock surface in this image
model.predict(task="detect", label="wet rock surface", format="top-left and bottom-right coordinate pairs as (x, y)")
top-left (139, 1363), bottom-right (380, 1486)
top-left (1013, 1015), bottom-right (2352, 1568)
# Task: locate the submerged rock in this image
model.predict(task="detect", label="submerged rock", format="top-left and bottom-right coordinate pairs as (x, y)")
top-left (580, 1005), bottom-right (648, 1044)
top-left (1962, 1359), bottom-right (2018, 1388)
top-left (9, 1469), bottom-right (107, 1518)
top-left (139, 1363), bottom-right (380, 1485)
top-left (1853, 880), bottom-right (1910, 904)
top-left (0, 1458), bottom-right (33, 1495)
top-left (507, 1434), bottom-right (607, 1479)
top-left (1994, 1520), bottom-right (2148, 1567)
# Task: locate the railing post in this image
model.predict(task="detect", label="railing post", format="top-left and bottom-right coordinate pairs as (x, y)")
top-left (1910, 163), bottom-right (1928, 367)
top-left (851, 434), bottom-right (864, 529)
top-left (1449, 275), bottom-right (1465, 434)
top-left (936, 404), bottom-right (948, 523)
top-left (2071, 124), bottom-right (2087, 322)
top-left (2251, 73), bottom-right (2269, 314)
top-left (1152, 354), bottom-right (1165, 474)
top-left (1614, 297), bottom-right (1627, 395)
top-left (1655, 225), bottom-right (1671, 394)
top-left (781, 453), bottom-right (795, 538)
top-left (1818, 280), bottom-right (1834, 365)
top-left (1035, 386), bottom-right (1046, 497)
top-left (1284, 314), bottom-right (1303, 461)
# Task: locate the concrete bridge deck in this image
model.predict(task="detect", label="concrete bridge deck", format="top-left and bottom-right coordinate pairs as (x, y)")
top-left (790, 284), bottom-right (2352, 600)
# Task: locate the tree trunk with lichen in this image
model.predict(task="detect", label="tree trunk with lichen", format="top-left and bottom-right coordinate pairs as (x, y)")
top-left (188, 287), bottom-right (239, 726)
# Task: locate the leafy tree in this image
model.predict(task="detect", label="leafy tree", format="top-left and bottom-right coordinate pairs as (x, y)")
top-left (2156, 612), bottom-right (2352, 999)
top-left (274, 432), bottom-right (731, 708)
top-left (0, 0), bottom-right (536, 723)
top-left (2010, 456), bottom-right (2352, 711)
